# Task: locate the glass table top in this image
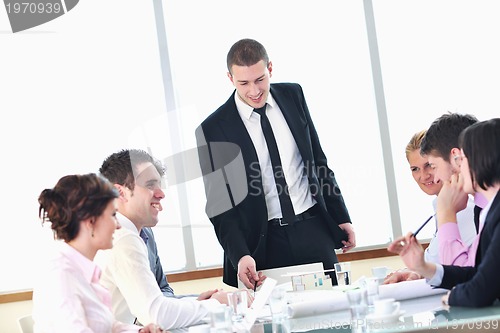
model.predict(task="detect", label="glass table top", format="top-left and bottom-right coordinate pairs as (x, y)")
top-left (255, 294), bottom-right (500, 333)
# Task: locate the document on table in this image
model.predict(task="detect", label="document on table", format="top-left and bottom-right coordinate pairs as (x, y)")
top-left (378, 278), bottom-right (447, 300)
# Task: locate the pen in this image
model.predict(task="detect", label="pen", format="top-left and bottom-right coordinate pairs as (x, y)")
top-left (253, 280), bottom-right (257, 295)
top-left (413, 214), bottom-right (435, 237)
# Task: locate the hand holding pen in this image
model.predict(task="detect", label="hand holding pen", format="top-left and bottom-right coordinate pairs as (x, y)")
top-left (386, 214), bottom-right (438, 280)
top-left (237, 255), bottom-right (261, 289)
top-left (398, 214), bottom-right (435, 247)
top-left (388, 214), bottom-right (435, 254)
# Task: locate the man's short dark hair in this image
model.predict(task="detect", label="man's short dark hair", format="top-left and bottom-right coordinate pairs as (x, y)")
top-left (226, 38), bottom-right (269, 74)
top-left (99, 149), bottom-right (165, 190)
top-left (420, 112), bottom-right (478, 162)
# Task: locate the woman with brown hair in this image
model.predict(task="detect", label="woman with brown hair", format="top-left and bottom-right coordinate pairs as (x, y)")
top-left (33, 173), bottom-right (160, 332)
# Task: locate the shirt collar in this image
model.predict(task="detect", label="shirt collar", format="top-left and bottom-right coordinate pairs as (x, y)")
top-left (474, 192), bottom-right (489, 209)
top-left (116, 212), bottom-right (140, 235)
top-left (479, 191), bottom-right (497, 226)
top-left (234, 91), bottom-right (277, 120)
top-left (58, 241), bottom-right (101, 284)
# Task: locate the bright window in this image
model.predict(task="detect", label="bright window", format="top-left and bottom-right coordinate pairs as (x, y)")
top-left (2, 0), bottom-right (499, 292)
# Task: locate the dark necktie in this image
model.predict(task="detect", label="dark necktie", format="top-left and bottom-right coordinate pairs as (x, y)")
top-left (473, 205), bottom-right (482, 233)
top-left (254, 105), bottom-right (296, 223)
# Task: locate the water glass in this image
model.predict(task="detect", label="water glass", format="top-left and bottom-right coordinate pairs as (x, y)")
top-left (346, 288), bottom-right (368, 320)
top-left (209, 305), bottom-right (232, 333)
top-left (364, 276), bottom-right (380, 306)
top-left (269, 287), bottom-right (288, 320)
top-left (272, 317), bottom-right (290, 333)
top-left (227, 290), bottom-right (248, 322)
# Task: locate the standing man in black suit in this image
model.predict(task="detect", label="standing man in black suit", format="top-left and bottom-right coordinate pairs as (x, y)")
top-left (196, 38), bottom-right (355, 288)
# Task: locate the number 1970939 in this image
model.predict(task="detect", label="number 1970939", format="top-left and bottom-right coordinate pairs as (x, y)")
top-left (6, 2), bottom-right (62, 14)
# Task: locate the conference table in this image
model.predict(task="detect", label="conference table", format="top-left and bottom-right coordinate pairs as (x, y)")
top-left (274, 293), bottom-right (500, 332)
top-left (177, 278), bottom-right (500, 333)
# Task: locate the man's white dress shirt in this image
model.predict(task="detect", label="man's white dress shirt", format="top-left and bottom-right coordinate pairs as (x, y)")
top-left (95, 214), bottom-right (220, 329)
top-left (235, 93), bottom-right (316, 219)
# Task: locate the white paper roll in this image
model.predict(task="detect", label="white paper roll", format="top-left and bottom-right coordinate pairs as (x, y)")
top-left (287, 291), bottom-right (349, 318)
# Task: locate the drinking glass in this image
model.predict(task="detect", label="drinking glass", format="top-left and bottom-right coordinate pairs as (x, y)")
top-left (227, 290), bottom-right (248, 322)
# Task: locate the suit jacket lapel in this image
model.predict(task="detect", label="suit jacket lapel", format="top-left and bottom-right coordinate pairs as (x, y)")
top-left (476, 192), bottom-right (500, 264)
top-left (216, 92), bottom-right (263, 193)
top-left (484, 192), bottom-right (500, 230)
top-left (216, 93), bottom-right (257, 161)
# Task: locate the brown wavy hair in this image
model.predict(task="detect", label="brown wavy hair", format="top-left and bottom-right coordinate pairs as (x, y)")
top-left (38, 173), bottom-right (118, 242)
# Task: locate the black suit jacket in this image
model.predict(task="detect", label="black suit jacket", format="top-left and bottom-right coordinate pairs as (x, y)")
top-left (440, 191), bottom-right (500, 307)
top-left (196, 83), bottom-right (350, 287)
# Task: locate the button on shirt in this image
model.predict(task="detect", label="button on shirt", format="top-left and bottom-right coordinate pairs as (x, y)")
top-left (32, 241), bottom-right (141, 333)
top-left (235, 93), bottom-right (316, 220)
top-left (95, 213), bottom-right (220, 329)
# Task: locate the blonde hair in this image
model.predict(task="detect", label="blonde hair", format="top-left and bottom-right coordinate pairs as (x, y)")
top-left (405, 130), bottom-right (427, 161)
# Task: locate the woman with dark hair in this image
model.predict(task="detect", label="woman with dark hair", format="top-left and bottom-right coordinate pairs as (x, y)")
top-left (33, 173), bottom-right (160, 333)
top-left (388, 118), bottom-right (500, 307)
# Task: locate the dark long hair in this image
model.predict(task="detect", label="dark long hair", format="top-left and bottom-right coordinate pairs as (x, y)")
top-left (459, 118), bottom-right (500, 191)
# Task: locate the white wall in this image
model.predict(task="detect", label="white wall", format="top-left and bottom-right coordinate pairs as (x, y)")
top-left (0, 0), bottom-right (167, 291)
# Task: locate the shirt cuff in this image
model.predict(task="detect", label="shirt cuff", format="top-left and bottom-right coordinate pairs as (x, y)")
top-left (427, 263), bottom-right (444, 286)
top-left (199, 298), bottom-right (223, 310)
